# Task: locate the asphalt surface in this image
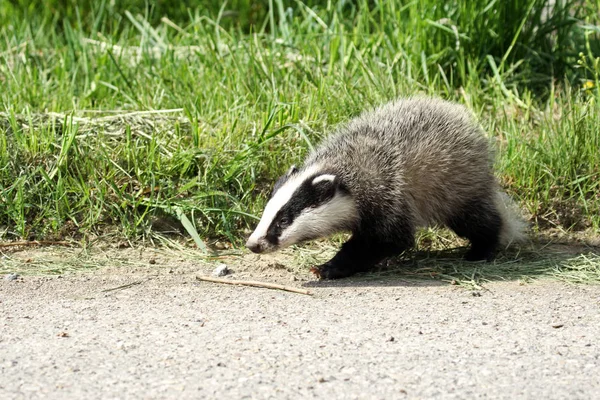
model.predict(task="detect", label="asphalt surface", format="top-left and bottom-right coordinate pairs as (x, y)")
top-left (1, 269), bottom-right (600, 399)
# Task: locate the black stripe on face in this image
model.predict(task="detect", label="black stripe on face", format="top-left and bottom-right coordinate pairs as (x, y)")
top-left (265, 174), bottom-right (339, 245)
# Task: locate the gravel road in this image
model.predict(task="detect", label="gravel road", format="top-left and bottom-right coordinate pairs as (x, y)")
top-left (1, 265), bottom-right (599, 399)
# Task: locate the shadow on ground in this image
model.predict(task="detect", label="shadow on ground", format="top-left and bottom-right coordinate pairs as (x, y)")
top-left (303, 238), bottom-right (600, 289)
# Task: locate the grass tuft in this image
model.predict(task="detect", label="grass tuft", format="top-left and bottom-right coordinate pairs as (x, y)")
top-left (292, 239), bottom-right (600, 287)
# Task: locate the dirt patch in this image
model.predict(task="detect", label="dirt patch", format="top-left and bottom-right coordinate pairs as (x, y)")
top-left (1, 260), bottom-right (600, 399)
top-left (1, 236), bottom-right (599, 399)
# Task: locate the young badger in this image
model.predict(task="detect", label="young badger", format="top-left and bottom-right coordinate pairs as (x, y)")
top-left (246, 97), bottom-right (526, 279)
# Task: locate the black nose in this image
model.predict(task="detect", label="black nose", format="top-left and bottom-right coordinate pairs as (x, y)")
top-left (246, 242), bottom-right (263, 254)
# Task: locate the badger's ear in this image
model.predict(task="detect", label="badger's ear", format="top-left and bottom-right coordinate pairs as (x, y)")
top-left (311, 174), bottom-right (336, 186)
top-left (311, 174), bottom-right (338, 201)
top-left (287, 165), bottom-right (299, 176)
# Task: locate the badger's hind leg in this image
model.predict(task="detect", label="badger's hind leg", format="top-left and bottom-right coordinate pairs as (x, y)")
top-left (314, 234), bottom-right (412, 280)
top-left (446, 197), bottom-right (502, 261)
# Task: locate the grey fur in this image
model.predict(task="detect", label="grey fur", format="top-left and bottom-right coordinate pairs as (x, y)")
top-left (304, 97), bottom-right (524, 244)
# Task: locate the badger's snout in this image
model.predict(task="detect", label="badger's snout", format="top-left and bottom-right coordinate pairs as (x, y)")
top-left (245, 238), bottom-right (264, 254)
top-left (246, 235), bottom-right (276, 254)
top-left (247, 234), bottom-right (282, 253)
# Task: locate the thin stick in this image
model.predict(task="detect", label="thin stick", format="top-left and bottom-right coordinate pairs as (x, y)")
top-left (0, 241), bottom-right (72, 248)
top-left (101, 281), bottom-right (143, 293)
top-left (196, 276), bottom-right (312, 296)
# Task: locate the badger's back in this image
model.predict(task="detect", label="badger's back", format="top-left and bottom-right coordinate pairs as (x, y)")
top-left (305, 97), bottom-right (496, 228)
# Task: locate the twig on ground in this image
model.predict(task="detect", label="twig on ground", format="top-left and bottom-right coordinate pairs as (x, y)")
top-left (101, 281), bottom-right (143, 292)
top-left (196, 275), bottom-right (312, 295)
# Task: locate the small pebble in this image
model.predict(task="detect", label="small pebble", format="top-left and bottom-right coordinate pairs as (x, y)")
top-left (212, 264), bottom-right (229, 277)
top-left (552, 323), bottom-right (564, 329)
top-left (4, 273), bottom-right (19, 281)
top-left (214, 241), bottom-right (227, 250)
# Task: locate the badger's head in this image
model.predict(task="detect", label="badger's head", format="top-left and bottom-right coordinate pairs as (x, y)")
top-left (246, 164), bottom-right (358, 254)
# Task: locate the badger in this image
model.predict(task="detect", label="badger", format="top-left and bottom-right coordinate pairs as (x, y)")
top-left (246, 97), bottom-right (526, 279)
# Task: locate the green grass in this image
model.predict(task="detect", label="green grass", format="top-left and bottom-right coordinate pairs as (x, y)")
top-left (0, 0), bottom-right (599, 246)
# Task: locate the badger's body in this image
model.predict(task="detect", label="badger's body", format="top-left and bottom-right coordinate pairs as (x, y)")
top-left (246, 97), bottom-right (526, 279)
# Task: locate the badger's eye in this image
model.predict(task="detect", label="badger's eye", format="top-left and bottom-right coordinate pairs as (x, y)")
top-left (278, 216), bottom-right (290, 228)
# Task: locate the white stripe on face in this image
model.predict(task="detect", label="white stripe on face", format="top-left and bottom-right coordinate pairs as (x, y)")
top-left (246, 164), bottom-right (323, 251)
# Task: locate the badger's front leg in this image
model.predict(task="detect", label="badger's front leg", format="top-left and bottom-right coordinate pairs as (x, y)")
top-left (312, 235), bottom-right (409, 280)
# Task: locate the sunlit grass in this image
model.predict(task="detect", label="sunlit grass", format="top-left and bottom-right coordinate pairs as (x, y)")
top-left (0, 0), bottom-right (599, 245)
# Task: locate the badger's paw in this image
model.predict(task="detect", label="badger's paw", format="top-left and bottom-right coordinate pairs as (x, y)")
top-left (464, 245), bottom-right (495, 262)
top-left (310, 262), bottom-right (356, 280)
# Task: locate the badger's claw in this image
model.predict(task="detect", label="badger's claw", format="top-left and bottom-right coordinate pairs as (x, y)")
top-left (309, 266), bottom-right (322, 278)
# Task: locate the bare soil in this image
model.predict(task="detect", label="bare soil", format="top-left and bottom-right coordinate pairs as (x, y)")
top-left (1, 246), bottom-right (600, 399)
